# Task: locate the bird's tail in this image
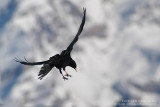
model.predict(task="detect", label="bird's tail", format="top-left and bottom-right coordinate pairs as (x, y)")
top-left (38, 63), bottom-right (54, 80)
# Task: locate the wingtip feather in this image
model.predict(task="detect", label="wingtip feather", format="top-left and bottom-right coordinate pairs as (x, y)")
top-left (83, 7), bottom-right (86, 13)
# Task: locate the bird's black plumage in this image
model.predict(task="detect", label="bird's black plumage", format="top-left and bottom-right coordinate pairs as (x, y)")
top-left (15, 8), bottom-right (86, 80)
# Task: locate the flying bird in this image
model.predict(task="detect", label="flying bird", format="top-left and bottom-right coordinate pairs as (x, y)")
top-left (15, 8), bottom-right (86, 80)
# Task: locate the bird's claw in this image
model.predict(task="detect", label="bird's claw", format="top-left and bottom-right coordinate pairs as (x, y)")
top-left (63, 76), bottom-right (68, 81)
top-left (65, 74), bottom-right (72, 77)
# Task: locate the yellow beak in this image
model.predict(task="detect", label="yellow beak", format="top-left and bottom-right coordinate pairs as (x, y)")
top-left (75, 68), bottom-right (77, 72)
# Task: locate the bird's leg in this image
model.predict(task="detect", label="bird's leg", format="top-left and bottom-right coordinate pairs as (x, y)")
top-left (64, 70), bottom-right (72, 77)
top-left (59, 69), bottom-right (68, 80)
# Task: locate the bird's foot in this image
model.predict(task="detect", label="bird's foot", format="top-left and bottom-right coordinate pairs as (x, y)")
top-left (63, 76), bottom-right (68, 81)
top-left (64, 70), bottom-right (71, 77)
top-left (65, 74), bottom-right (72, 77)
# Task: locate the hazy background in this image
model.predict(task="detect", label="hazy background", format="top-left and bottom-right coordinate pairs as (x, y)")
top-left (1, 0), bottom-right (160, 107)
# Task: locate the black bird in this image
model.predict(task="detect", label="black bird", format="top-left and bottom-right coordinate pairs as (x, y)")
top-left (15, 8), bottom-right (86, 80)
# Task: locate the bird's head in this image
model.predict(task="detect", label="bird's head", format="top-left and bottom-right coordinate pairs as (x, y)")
top-left (70, 60), bottom-right (77, 72)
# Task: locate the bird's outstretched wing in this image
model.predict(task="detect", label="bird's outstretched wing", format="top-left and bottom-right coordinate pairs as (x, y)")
top-left (14, 57), bottom-right (49, 66)
top-left (66, 8), bottom-right (86, 53)
top-left (15, 54), bottom-right (61, 80)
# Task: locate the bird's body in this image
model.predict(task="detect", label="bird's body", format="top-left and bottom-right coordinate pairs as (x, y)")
top-left (15, 8), bottom-right (86, 80)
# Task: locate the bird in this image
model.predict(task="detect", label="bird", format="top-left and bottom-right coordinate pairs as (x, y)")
top-left (14, 8), bottom-right (86, 80)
